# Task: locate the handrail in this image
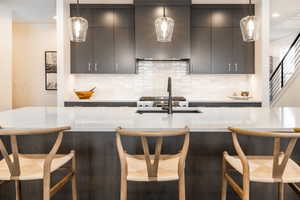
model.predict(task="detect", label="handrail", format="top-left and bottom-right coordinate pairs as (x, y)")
top-left (270, 32), bottom-right (300, 81)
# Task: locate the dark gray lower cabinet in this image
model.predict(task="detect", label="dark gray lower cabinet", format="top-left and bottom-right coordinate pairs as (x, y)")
top-left (191, 28), bottom-right (211, 74)
top-left (212, 28), bottom-right (233, 74)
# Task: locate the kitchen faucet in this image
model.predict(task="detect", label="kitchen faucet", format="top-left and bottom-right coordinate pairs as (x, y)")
top-left (167, 77), bottom-right (173, 114)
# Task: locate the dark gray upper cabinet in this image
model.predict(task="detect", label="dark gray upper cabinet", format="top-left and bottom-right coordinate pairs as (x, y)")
top-left (191, 28), bottom-right (211, 74)
top-left (135, 5), bottom-right (190, 60)
top-left (70, 5), bottom-right (135, 74)
top-left (71, 30), bottom-right (93, 73)
top-left (191, 8), bottom-right (211, 27)
top-left (191, 5), bottom-right (254, 74)
top-left (233, 28), bottom-right (254, 74)
top-left (212, 8), bottom-right (233, 27)
top-left (212, 28), bottom-right (233, 74)
top-left (114, 8), bottom-right (133, 28)
top-left (93, 27), bottom-right (115, 73)
top-left (232, 8), bottom-right (248, 27)
top-left (134, 0), bottom-right (191, 6)
top-left (92, 8), bottom-right (114, 27)
top-left (115, 28), bottom-right (135, 73)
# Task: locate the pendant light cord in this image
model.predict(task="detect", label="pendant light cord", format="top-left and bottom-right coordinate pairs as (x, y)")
top-left (76, 0), bottom-right (80, 17)
top-left (248, 0), bottom-right (252, 16)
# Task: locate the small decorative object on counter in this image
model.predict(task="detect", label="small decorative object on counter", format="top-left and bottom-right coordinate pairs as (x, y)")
top-left (74, 87), bottom-right (96, 99)
top-left (241, 91), bottom-right (250, 97)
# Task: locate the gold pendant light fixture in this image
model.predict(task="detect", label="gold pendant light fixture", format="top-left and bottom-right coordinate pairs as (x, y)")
top-left (240, 0), bottom-right (259, 42)
top-left (69, 0), bottom-right (88, 42)
top-left (155, 5), bottom-right (175, 42)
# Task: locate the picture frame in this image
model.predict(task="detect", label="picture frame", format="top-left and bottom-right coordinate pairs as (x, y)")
top-left (45, 51), bottom-right (57, 90)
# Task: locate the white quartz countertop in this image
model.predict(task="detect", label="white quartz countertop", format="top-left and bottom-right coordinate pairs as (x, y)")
top-left (0, 107), bottom-right (299, 132)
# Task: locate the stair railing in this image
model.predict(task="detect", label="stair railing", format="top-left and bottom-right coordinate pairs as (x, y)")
top-left (270, 33), bottom-right (300, 102)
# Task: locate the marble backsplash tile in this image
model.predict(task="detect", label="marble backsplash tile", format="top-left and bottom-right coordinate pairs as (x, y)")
top-left (67, 61), bottom-right (255, 101)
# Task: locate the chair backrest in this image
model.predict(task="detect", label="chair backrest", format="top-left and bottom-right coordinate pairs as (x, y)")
top-left (228, 127), bottom-right (300, 180)
top-left (116, 127), bottom-right (190, 178)
top-left (0, 126), bottom-right (70, 179)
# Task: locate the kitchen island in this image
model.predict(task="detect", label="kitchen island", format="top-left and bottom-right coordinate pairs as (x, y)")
top-left (0, 107), bottom-right (300, 200)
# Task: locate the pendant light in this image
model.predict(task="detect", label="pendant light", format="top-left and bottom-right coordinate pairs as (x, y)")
top-left (240, 0), bottom-right (259, 42)
top-left (155, 6), bottom-right (175, 42)
top-left (69, 0), bottom-right (88, 42)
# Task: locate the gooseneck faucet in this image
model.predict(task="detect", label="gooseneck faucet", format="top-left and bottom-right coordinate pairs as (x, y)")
top-left (167, 77), bottom-right (173, 114)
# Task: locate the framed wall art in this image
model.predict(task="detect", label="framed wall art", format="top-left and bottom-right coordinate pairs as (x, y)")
top-left (45, 51), bottom-right (57, 90)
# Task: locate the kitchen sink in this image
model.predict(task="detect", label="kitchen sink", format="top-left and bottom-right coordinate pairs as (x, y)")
top-left (136, 109), bottom-right (202, 114)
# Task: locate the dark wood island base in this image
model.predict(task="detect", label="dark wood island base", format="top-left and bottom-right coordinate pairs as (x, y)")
top-left (0, 131), bottom-right (299, 200)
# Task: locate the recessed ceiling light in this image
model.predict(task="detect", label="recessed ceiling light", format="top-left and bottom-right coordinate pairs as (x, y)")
top-left (53, 16), bottom-right (57, 20)
top-left (272, 13), bottom-right (280, 18)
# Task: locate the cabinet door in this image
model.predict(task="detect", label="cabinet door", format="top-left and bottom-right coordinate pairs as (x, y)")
top-left (93, 27), bottom-right (115, 73)
top-left (191, 28), bottom-right (211, 74)
top-left (191, 8), bottom-right (211, 27)
top-left (212, 28), bottom-right (233, 74)
top-left (115, 28), bottom-right (135, 74)
top-left (114, 7), bottom-right (133, 28)
top-left (232, 8), bottom-right (248, 27)
top-left (91, 8), bottom-right (114, 27)
top-left (135, 6), bottom-right (190, 60)
top-left (233, 28), bottom-right (254, 74)
top-left (212, 8), bottom-right (233, 27)
top-left (71, 30), bottom-right (93, 73)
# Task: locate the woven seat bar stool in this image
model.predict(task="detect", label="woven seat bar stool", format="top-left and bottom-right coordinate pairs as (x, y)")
top-left (221, 127), bottom-right (300, 200)
top-left (116, 127), bottom-right (190, 200)
top-left (0, 126), bottom-right (77, 200)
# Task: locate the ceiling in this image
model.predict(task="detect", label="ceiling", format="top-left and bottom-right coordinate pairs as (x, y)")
top-left (270, 0), bottom-right (300, 40)
top-left (1, 0), bottom-right (300, 40)
top-left (1, 0), bottom-right (56, 23)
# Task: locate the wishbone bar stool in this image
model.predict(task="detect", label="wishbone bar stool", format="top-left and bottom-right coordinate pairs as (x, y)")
top-left (0, 126), bottom-right (77, 200)
top-left (116, 127), bottom-right (190, 200)
top-left (221, 127), bottom-right (300, 200)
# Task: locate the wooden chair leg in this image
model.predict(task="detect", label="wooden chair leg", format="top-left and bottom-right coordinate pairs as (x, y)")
top-left (71, 151), bottom-right (78, 200)
top-left (120, 175), bottom-right (127, 200)
top-left (179, 174), bottom-right (186, 200)
top-left (15, 180), bottom-right (22, 200)
top-left (43, 173), bottom-right (51, 200)
top-left (221, 154), bottom-right (228, 200)
top-left (278, 183), bottom-right (284, 200)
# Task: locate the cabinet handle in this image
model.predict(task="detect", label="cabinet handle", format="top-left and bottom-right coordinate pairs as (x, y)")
top-left (235, 64), bottom-right (238, 72)
top-left (95, 63), bottom-right (98, 72)
top-left (228, 64), bottom-right (231, 72)
top-left (88, 63), bottom-right (91, 72)
top-left (116, 64), bottom-right (119, 72)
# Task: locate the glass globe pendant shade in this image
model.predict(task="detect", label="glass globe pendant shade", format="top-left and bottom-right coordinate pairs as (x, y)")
top-left (155, 16), bottom-right (175, 42)
top-left (69, 16), bottom-right (88, 42)
top-left (240, 15), bottom-right (259, 42)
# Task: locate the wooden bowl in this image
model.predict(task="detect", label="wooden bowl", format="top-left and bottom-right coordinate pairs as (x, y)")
top-left (74, 91), bottom-right (94, 99)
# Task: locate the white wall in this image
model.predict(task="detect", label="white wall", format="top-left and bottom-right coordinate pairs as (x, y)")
top-left (0, 7), bottom-right (13, 111)
top-left (13, 23), bottom-right (57, 108)
top-left (252, 0), bottom-right (270, 107)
